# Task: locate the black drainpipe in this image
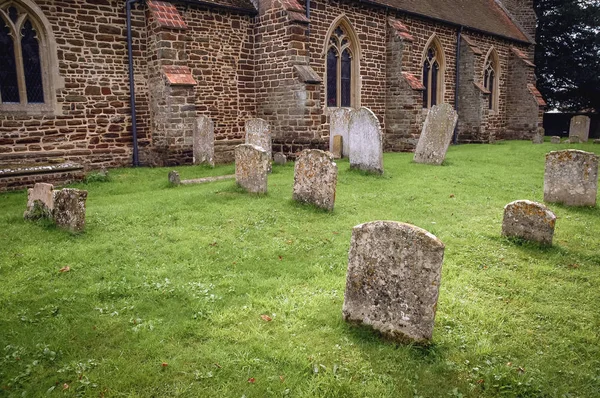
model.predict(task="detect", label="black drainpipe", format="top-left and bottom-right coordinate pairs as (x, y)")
top-left (126, 0), bottom-right (141, 166)
top-left (453, 25), bottom-right (463, 145)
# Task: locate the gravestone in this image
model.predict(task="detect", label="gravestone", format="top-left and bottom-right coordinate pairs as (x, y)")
top-left (332, 135), bottom-right (343, 159)
top-left (274, 152), bottom-right (287, 166)
top-left (235, 144), bottom-right (269, 194)
top-left (551, 136), bottom-right (561, 144)
top-left (594, 139), bottom-right (600, 144)
top-left (569, 115), bottom-right (591, 143)
top-left (24, 183), bottom-right (55, 220)
top-left (168, 171), bottom-right (181, 186)
top-left (544, 150), bottom-right (598, 206)
top-left (193, 115), bottom-right (215, 166)
top-left (413, 104), bottom-right (458, 165)
top-left (292, 149), bottom-right (338, 211)
top-left (329, 108), bottom-right (351, 158)
top-left (568, 136), bottom-right (581, 144)
top-left (52, 188), bottom-right (88, 232)
top-left (343, 221), bottom-right (445, 344)
top-left (532, 129), bottom-right (544, 144)
top-left (245, 118), bottom-right (271, 159)
top-left (502, 200), bottom-right (556, 245)
top-left (348, 107), bottom-right (384, 174)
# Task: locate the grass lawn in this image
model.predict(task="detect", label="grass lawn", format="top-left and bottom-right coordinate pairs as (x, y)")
top-left (1, 140), bottom-right (599, 397)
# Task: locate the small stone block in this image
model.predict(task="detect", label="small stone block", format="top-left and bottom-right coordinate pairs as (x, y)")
top-left (274, 152), bottom-right (287, 165)
top-left (568, 136), bottom-right (581, 144)
top-left (292, 149), bottom-right (338, 211)
top-left (502, 200), bottom-right (556, 245)
top-left (168, 171), bottom-right (181, 185)
top-left (52, 188), bottom-right (88, 232)
top-left (544, 150), bottom-right (598, 206)
top-left (235, 144), bottom-right (269, 194)
top-left (24, 183), bottom-right (54, 220)
top-left (594, 139), bottom-right (600, 144)
top-left (551, 136), bottom-right (561, 144)
top-left (332, 135), bottom-right (343, 159)
top-left (343, 221), bottom-right (445, 344)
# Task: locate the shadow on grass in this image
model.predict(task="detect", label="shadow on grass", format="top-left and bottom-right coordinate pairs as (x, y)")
top-left (343, 166), bottom-right (388, 178)
top-left (287, 199), bottom-right (335, 215)
top-left (548, 202), bottom-right (599, 218)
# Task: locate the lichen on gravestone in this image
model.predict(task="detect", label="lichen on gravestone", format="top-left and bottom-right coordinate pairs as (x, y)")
top-left (502, 200), bottom-right (556, 245)
top-left (292, 149), bottom-right (338, 211)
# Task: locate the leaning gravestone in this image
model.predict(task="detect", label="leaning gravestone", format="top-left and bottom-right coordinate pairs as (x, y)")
top-left (343, 221), bottom-right (445, 344)
top-left (168, 170), bottom-right (181, 186)
top-left (292, 149), bottom-right (338, 211)
top-left (413, 104), bottom-right (458, 165)
top-left (502, 200), bottom-right (556, 245)
top-left (569, 115), bottom-right (591, 143)
top-left (24, 183), bottom-right (54, 220)
top-left (52, 188), bottom-right (88, 232)
top-left (235, 144), bottom-right (269, 194)
top-left (348, 107), bottom-right (384, 174)
top-left (551, 136), bottom-right (561, 144)
top-left (193, 115), bottom-right (215, 166)
top-left (329, 108), bottom-right (351, 158)
top-left (544, 150), bottom-right (599, 206)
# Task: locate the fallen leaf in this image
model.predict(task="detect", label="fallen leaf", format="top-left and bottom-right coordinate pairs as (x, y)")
top-left (279, 375), bottom-right (285, 382)
top-left (450, 194), bottom-right (455, 198)
top-left (476, 379), bottom-right (484, 384)
top-left (59, 266), bottom-right (70, 273)
top-left (214, 363), bottom-right (222, 369)
top-left (248, 377), bottom-right (255, 383)
top-left (568, 263), bottom-right (579, 269)
top-left (332, 232), bottom-right (339, 235)
top-left (209, 242), bottom-right (218, 247)
top-left (517, 367), bottom-right (525, 374)
top-left (278, 256), bottom-right (283, 261)
top-left (161, 362), bottom-right (168, 368)
top-left (62, 383), bottom-right (69, 390)
top-left (506, 362), bottom-right (512, 367)
top-left (261, 315), bottom-right (272, 322)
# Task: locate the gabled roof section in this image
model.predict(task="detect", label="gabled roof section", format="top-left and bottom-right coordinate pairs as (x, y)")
top-left (362, 0), bottom-right (530, 43)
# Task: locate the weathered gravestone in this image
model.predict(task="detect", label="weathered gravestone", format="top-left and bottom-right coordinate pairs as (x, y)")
top-left (168, 170), bottom-right (181, 186)
top-left (292, 149), bottom-right (338, 211)
top-left (245, 118), bottom-right (271, 160)
top-left (348, 107), bottom-right (384, 174)
top-left (569, 115), bottom-right (591, 143)
top-left (343, 221), bottom-right (445, 344)
top-left (53, 188), bottom-right (88, 232)
top-left (544, 150), bottom-right (599, 206)
top-left (274, 152), bottom-right (287, 166)
top-left (568, 136), bottom-right (581, 144)
top-left (24, 183), bottom-right (54, 220)
top-left (502, 200), bottom-right (556, 245)
top-left (329, 108), bottom-right (351, 158)
top-left (551, 136), bottom-right (561, 144)
top-left (235, 144), bottom-right (269, 194)
top-left (413, 103), bottom-right (458, 165)
top-left (332, 135), bottom-right (343, 159)
top-left (532, 129), bottom-right (544, 144)
top-left (594, 139), bottom-right (600, 145)
top-left (193, 115), bottom-right (215, 166)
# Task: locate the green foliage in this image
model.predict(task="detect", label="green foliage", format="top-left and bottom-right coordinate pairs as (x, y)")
top-left (1, 141), bottom-right (599, 397)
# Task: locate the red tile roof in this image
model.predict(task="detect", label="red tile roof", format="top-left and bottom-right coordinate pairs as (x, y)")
top-left (163, 65), bottom-right (197, 86)
top-left (388, 18), bottom-right (414, 42)
top-left (148, 1), bottom-right (188, 30)
top-left (528, 84), bottom-right (547, 107)
top-left (402, 72), bottom-right (425, 91)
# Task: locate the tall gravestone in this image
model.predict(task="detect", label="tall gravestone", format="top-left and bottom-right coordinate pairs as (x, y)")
top-left (348, 107), bottom-right (384, 174)
top-left (544, 150), bottom-right (598, 206)
top-left (245, 118), bottom-right (271, 160)
top-left (502, 200), bottom-right (556, 245)
top-left (343, 221), bottom-right (445, 344)
top-left (569, 115), bottom-right (591, 143)
top-left (193, 115), bottom-right (215, 166)
top-left (53, 188), bottom-right (88, 233)
top-left (235, 144), bottom-right (269, 194)
top-left (292, 149), bottom-right (338, 211)
top-left (24, 183), bottom-right (55, 220)
top-left (329, 108), bottom-right (351, 158)
top-left (413, 104), bottom-right (458, 165)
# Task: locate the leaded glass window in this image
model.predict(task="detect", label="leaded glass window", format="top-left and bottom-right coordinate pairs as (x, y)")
top-left (326, 24), bottom-right (354, 107)
top-left (483, 50), bottom-right (499, 111)
top-left (0, 16), bottom-right (19, 103)
top-left (422, 47), bottom-right (442, 108)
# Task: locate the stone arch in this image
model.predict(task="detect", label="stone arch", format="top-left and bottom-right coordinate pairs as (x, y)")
top-left (483, 46), bottom-right (500, 112)
top-left (421, 34), bottom-right (446, 108)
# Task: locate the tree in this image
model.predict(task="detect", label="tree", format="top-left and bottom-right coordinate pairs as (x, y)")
top-left (534, 0), bottom-right (600, 112)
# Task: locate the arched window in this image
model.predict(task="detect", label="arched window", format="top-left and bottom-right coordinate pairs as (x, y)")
top-left (0, 1), bottom-right (59, 112)
top-left (422, 36), bottom-right (445, 109)
top-left (325, 18), bottom-right (359, 108)
top-left (483, 48), bottom-right (500, 111)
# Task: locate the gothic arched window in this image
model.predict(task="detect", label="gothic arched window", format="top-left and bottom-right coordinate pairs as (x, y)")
top-left (326, 22), bottom-right (358, 108)
top-left (483, 48), bottom-right (500, 111)
top-left (422, 37), bottom-right (445, 109)
top-left (0, 1), bottom-right (59, 112)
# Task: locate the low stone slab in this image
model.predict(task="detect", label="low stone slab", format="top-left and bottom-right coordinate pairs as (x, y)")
top-left (168, 171), bottom-right (181, 186)
top-left (53, 188), bottom-right (88, 232)
top-left (24, 183), bottom-right (55, 220)
top-left (594, 139), bottom-right (600, 144)
top-left (181, 175), bottom-right (235, 185)
top-left (502, 200), bottom-right (556, 245)
top-left (193, 115), bottom-right (215, 166)
top-left (569, 115), bottom-right (590, 142)
top-left (293, 149), bottom-right (338, 211)
top-left (343, 221), bottom-right (445, 344)
top-left (551, 136), bottom-right (561, 144)
top-left (235, 144), bottom-right (269, 194)
top-left (568, 136), bottom-right (581, 144)
top-left (414, 104), bottom-right (458, 165)
top-left (329, 108), bottom-right (351, 158)
top-left (544, 150), bottom-right (599, 206)
top-left (348, 107), bottom-right (384, 174)
top-left (274, 152), bottom-right (287, 165)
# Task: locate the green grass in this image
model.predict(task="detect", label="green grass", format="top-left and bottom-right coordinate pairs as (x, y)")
top-left (1, 141), bottom-right (599, 397)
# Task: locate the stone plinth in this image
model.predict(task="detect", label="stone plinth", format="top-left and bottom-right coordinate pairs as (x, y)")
top-left (544, 150), bottom-right (598, 206)
top-left (24, 183), bottom-right (55, 220)
top-left (348, 107), bottom-right (384, 174)
top-left (235, 144), bottom-right (269, 194)
top-left (414, 104), bottom-right (458, 165)
top-left (193, 116), bottom-right (215, 166)
top-left (332, 135), bottom-right (343, 159)
top-left (53, 188), bottom-right (88, 233)
top-left (502, 200), bottom-right (556, 245)
top-left (343, 221), bottom-right (445, 344)
top-left (292, 149), bottom-right (338, 211)
top-left (569, 115), bottom-right (591, 142)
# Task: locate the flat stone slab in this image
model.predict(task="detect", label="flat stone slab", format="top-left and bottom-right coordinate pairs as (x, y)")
top-left (181, 175), bottom-right (235, 185)
top-left (235, 144), bottom-right (269, 194)
top-left (502, 200), bottom-right (556, 245)
top-left (193, 115), bottom-right (215, 166)
top-left (53, 188), bottom-right (88, 233)
top-left (414, 104), bottom-right (458, 165)
top-left (544, 150), bottom-right (598, 206)
top-left (343, 221), bottom-right (445, 344)
top-left (24, 183), bottom-right (55, 220)
top-left (348, 107), bottom-right (384, 174)
top-left (293, 149), bottom-right (338, 211)
top-left (569, 115), bottom-right (590, 143)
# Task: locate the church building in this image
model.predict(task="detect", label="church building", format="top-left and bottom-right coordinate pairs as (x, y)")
top-left (0, 0), bottom-right (545, 171)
